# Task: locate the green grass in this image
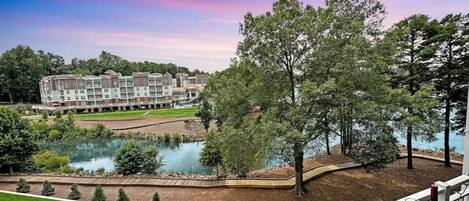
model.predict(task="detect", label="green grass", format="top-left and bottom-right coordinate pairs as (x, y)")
top-left (147, 107), bottom-right (199, 118)
top-left (74, 110), bottom-right (147, 120)
top-left (0, 192), bottom-right (55, 201)
top-left (74, 107), bottom-right (198, 120)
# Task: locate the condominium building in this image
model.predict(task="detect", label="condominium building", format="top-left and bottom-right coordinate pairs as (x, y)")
top-left (37, 70), bottom-right (208, 112)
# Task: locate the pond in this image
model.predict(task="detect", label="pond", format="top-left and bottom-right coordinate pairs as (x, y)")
top-left (40, 132), bottom-right (465, 174)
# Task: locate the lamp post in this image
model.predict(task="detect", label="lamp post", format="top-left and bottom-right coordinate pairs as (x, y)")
top-left (463, 84), bottom-right (469, 176)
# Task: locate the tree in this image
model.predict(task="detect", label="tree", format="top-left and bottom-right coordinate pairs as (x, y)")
top-left (16, 178), bottom-right (30, 193)
top-left (92, 185), bottom-right (106, 201)
top-left (67, 184), bottom-right (81, 200)
top-left (199, 131), bottom-right (223, 176)
top-left (195, 98), bottom-right (213, 132)
top-left (432, 13), bottom-right (469, 167)
top-left (41, 180), bottom-right (55, 196)
top-left (152, 192), bottom-right (160, 201)
top-left (233, 0), bottom-right (391, 196)
top-left (386, 14), bottom-right (441, 169)
top-left (114, 141), bottom-right (163, 175)
top-left (141, 145), bottom-right (163, 175)
top-left (0, 107), bottom-right (37, 173)
top-left (116, 188), bottom-right (130, 201)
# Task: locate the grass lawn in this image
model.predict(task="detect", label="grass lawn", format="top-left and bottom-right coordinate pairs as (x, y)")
top-left (0, 192), bottom-right (54, 201)
top-left (74, 107), bottom-right (198, 120)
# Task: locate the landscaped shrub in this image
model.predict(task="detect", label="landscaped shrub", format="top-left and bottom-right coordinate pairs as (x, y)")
top-left (141, 145), bottom-right (163, 174)
top-left (32, 150), bottom-right (71, 173)
top-left (41, 110), bottom-right (49, 120)
top-left (16, 178), bottom-right (30, 193)
top-left (41, 180), bottom-right (55, 196)
top-left (67, 184), bottom-right (81, 200)
top-left (152, 192), bottom-right (160, 201)
top-left (92, 123), bottom-right (112, 138)
top-left (91, 185), bottom-right (106, 201)
top-left (96, 167), bottom-right (106, 175)
top-left (116, 188), bottom-right (130, 201)
top-left (115, 141), bottom-right (163, 175)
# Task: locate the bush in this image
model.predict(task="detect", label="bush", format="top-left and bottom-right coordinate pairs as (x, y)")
top-left (31, 122), bottom-right (50, 141)
top-left (16, 178), bottom-right (30, 193)
top-left (116, 188), bottom-right (130, 201)
top-left (55, 110), bottom-right (63, 119)
top-left (93, 123), bottom-right (112, 138)
top-left (141, 145), bottom-right (163, 174)
top-left (41, 180), bottom-right (55, 196)
top-left (172, 133), bottom-right (182, 143)
top-left (67, 184), bottom-right (81, 200)
top-left (48, 129), bottom-right (61, 140)
top-left (115, 141), bottom-right (163, 175)
top-left (351, 133), bottom-right (400, 172)
top-left (152, 192), bottom-right (160, 201)
top-left (163, 133), bottom-right (171, 143)
top-left (32, 150), bottom-right (71, 173)
top-left (96, 167), bottom-right (106, 175)
top-left (92, 185), bottom-right (106, 201)
top-left (41, 111), bottom-right (49, 120)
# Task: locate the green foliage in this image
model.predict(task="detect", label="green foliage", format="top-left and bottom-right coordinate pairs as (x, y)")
top-left (32, 150), bottom-right (71, 173)
top-left (152, 192), bottom-right (160, 201)
top-left (195, 99), bottom-right (212, 132)
top-left (351, 134), bottom-right (400, 171)
top-left (16, 178), bottom-right (30, 193)
top-left (163, 133), bottom-right (171, 143)
top-left (172, 133), bottom-right (182, 143)
top-left (91, 185), bottom-right (106, 201)
top-left (141, 145), bottom-right (163, 174)
top-left (114, 141), bottom-right (163, 175)
top-left (116, 188), bottom-right (130, 201)
top-left (41, 180), bottom-right (54, 196)
top-left (0, 107), bottom-right (37, 173)
top-left (96, 167), bottom-right (106, 175)
top-left (31, 122), bottom-right (50, 141)
top-left (48, 130), bottom-right (61, 140)
top-left (199, 131), bottom-right (222, 175)
top-left (67, 184), bottom-right (81, 200)
top-left (92, 123), bottom-right (112, 138)
top-left (41, 111), bottom-right (49, 120)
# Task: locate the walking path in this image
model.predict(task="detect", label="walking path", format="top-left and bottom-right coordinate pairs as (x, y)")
top-left (0, 154), bottom-right (461, 189)
top-left (112, 118), bottom-right (198, 131)
top-left (0, 161), bottom-right (360, 189)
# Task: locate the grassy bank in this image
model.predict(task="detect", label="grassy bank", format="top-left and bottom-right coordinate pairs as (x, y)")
top-left (74, 107), bottom-right (198, 120)
top-left (0, 192), bottom-right (55, 201)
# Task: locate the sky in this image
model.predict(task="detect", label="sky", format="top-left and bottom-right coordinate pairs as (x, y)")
top-left (0, 0), bottom-right (468, 72)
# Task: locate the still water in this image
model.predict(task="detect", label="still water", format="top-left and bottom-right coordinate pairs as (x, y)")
top-left (40, 132), bottom-right (465, 174)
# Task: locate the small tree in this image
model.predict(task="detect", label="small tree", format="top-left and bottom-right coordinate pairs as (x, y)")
top-left (41, 180), bottom-right (55, 196)
top-left (16, 178), bottom-right (30, 193)
top-left (92, 185), bottom-right (106, 201)
top-left (41, 110), bottom-right (49, 120)
top-left (195, 99), bottom-right (212, 132)
top-left (114, 141), bottom-right (144, 175)
top-left (152, 192), bottom-right (160, 201)
top-left (116, 188), bottom-right (130, 201)
top-left (141, 145), bottom-right (163, 175)
top-left (351, 133), bottom-right (400, 172)
top-left (67, 184), bottom-right (81, 200)
top-left (199, 131), bottom-right (222, 176)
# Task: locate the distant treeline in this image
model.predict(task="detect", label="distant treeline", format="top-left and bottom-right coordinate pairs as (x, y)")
top-left (0, 45), bottom-right (206, 103)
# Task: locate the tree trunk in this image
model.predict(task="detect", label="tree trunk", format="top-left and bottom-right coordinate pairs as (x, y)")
top-left (9, 165), bottom-right (13, 174)
top-left (325, 113), bottom-right (330, 155)
top-left (407, 125), bottom-right (413, 169)
top-left (444, 95), bottom-right (451, 167)
top-left (293, 143), bottom-right (305, 197)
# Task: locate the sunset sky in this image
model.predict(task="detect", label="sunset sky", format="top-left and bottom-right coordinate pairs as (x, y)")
top-left (0, 0), bottom-right (468, 72)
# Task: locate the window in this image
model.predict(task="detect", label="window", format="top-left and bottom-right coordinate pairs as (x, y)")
top-left (66, 90), bottom-right (70, 94)
top-left (67, 97), bottom-right (71, 100)
top-left (144, 93), bottom-right (147, 96)
top-left (105, 95), bottom-right (109, 99)
top-left (81, 96), bottom-right (85, 100)
top-left (80, 89), bottom-right (85, 93)
top-left (104, 89), bottom-right (108, 92)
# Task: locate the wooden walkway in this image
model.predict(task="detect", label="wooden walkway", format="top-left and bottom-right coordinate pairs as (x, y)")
top-left (0, 161), bottom-right (360, 189)
top-left (0, 154), bottom-right (459, 189)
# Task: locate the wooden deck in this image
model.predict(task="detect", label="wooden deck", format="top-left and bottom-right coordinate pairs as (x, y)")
top-left (0, 161), bottom-right (360, 189)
